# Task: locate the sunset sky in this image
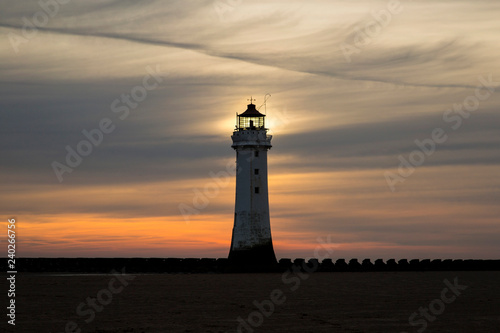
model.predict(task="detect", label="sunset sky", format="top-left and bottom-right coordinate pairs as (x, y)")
top-left (1, 0), bottom-right (499, 260)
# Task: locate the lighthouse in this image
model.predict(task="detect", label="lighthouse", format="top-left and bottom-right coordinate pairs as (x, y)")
top-left (228, 99), bottom-right (277, 266)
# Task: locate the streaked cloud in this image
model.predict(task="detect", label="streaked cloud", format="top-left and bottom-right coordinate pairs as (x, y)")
top-left (1, 0), bottom-right (499, 259)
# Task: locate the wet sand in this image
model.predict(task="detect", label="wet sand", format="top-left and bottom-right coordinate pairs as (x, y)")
top-left (9, 271), bottom-right (500, 332)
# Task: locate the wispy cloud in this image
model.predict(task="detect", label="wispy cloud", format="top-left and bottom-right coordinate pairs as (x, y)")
top-left (1, 0), bottom-right (499, 258)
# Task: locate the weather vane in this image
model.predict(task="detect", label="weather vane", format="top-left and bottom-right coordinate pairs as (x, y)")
top-left (247, 96), bottom-right (256, 104)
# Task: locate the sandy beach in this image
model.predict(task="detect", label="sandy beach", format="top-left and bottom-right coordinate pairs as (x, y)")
top-left (7, 271), bottom-right (499, 333)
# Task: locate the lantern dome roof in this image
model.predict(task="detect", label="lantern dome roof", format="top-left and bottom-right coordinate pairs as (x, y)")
top-left (239, 103), bottom-right (265, 117)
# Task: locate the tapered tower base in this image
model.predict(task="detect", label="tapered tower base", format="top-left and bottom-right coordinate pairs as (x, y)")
top-left (228, 241), bottom-right (277, 267)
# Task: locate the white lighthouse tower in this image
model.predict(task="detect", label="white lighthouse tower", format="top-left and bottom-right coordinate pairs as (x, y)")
top-left (228, 99), bottom-right (277, 266)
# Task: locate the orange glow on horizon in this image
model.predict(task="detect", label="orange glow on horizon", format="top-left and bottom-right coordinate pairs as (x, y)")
top-left (8, 165), bottom-right (500, 259)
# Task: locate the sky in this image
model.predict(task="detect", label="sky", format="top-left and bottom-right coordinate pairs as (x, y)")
top-left (1, 0), bottom-right (499, 260)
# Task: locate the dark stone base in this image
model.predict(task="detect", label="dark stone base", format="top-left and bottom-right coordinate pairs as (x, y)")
top-left (228, 242), bottom-right (278, 269)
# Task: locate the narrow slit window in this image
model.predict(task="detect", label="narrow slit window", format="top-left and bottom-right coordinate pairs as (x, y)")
top-left (254, 169), bottom-right (259, 175)
top-left (254, 151), bottom-right (259, 158)
top-left (255, 187), bottom-right (260, 194)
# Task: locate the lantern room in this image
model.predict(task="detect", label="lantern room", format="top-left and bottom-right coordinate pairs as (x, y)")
top-left (236, 103), bottom-right (266, 131)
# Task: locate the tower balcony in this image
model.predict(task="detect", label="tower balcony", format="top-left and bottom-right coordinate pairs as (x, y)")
top-left (231, 130), bottom-right (272, 149)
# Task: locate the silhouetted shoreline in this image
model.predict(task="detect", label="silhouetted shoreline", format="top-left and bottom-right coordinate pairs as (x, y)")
top-left (2, 257), bottom-right (499, 273)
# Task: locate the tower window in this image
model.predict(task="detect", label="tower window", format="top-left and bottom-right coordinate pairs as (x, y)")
top-left (254, 169), bottom-right (259, 175)
top-left (254, 151), bottom-right (259, 158)
top-left (255, 187), bottom-right (260, 194)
